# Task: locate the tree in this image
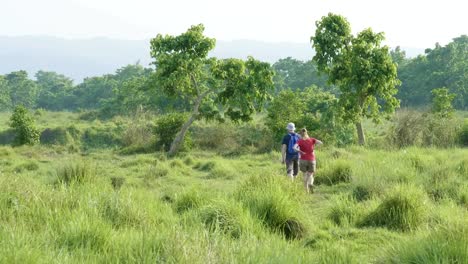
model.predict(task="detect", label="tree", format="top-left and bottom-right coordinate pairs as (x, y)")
top-left (35, 71), bottom-right (75, 110)
top-left (73, 75), bottom-right (116, 109)
top-left (390, 46), bottom-right (407, 67)
top-left (0, 75), bottom-right (12, 110)
top-left (266, 86), bottom-right (354, 146)
top-left (150, 24), bottom-right (274, 155)
top-left (5, 71), bottom-right (38, 108)
top-left (9, 105), bottom-right (40, 145)
top-left (272, 57), bottom-right (329, 92)
top-left (431, 87), bottom-right (456, 118)
top-left (397, 35), bottom-right (467, 109)
top-left (311, 13), bottom-right (400, 145)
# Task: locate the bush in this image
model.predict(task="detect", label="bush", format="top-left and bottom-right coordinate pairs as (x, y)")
top-left (388, 110), bottom-right (425, 147)
top-left (82, 126), bottom-right (121, 148)
top-left (316, 160), bottom-right (352, 185)
top-left (388, 110), bottom-right (464, 148)
top-left (121, 120), bottom-right (154, 148)
top-left (0, 129), bottom-right (15, 145)
top-left (56, 161), bottom-right (96, 185)
top-left (458, 120), bottom-right (468, 146)
top-left (154, 113), bottom-right (191, 152)
top-left (421, 115), bottom-right (461, 147)
top-left (9, 105), bottom-right (40, 146)
top-left (360, 185), bottom-right (428, 231)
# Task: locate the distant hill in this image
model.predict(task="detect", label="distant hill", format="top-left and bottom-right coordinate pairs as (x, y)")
top-left (0, 36), bottom-right (424, 83)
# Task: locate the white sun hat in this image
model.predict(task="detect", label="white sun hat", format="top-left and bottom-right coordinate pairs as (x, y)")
top-left (286, 123), bottom-right (296, 131)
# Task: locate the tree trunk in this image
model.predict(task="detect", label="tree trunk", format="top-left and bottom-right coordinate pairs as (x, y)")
top-left (167, 112), bottom-right (197, 156)
top-left (356, 122), bottom-right (365, 146)
top-left (167, 90), bottom-right (210, 156)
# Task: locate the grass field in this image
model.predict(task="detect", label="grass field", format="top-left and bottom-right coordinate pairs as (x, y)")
top-left (0, 111), bottom-right (467, 263)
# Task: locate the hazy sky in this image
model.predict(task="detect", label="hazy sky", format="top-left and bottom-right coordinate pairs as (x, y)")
top-left (2, 0), bottom-right (467, 48)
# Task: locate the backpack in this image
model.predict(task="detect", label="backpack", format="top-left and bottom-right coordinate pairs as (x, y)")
top-left (287, 133), bottom-right (300, 154)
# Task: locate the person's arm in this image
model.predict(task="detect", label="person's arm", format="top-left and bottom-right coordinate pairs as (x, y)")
top-left (293, 143), bottom-right (305, 154)
top-left (315, 139), bottom-right (323, 146)
top-left (281, 144), bottom-right (287, 163)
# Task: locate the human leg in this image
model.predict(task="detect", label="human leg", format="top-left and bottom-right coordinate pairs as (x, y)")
top-left (292, 156), bottom-right (299, 178)
top-left (285, 159), bottom-right (294, 180)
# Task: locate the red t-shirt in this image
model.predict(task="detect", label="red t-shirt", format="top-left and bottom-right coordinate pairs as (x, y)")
top-left (297, 138), bottom-right (317, 161)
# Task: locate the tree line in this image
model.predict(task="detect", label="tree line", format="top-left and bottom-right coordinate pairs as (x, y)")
top-left (0, 38), bottom-right (465, 115)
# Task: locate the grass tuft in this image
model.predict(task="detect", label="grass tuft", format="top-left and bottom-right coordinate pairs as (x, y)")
top-left (360, 184), bottom-right (428, 231)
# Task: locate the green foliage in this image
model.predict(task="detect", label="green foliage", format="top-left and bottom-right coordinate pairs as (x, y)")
top-left (14, 161), bottom-right (39, 173)
top-left (174, 189), bottom-right (207, 213)
top-left (0, 75), bottom-right (12, 110)
top-left (388, 110), bottom-right (464, 147)
top-left (236, 176), bottom-right (307, 240)
top-left (431, 87), bottom-right (456, 117)
top-left (316, 160), bottom-right (353, 185)
top-left (459, 120), bottom-right (468, 146)
top-left (398, 35), bottom-right (467, 109)
top-left (40, 127), bottom-right (75, 145)
top-left (110, 177), bottom-right (125, 191)
top-left (199, 199), bottom-right (255, 238)
top-left (360, 185), bottom-right (428, 231)
top-left (381, 223), bottom-right (468, 264)
top-left (312, 13), bottom-right (400, 145)
top-left (9, 105), bottom-right (40, 146)
top-left (272, 57), bottom-right (330, 92)
top-left (56, 161), bottom-right (95, 185)
top-left (35, 71), bottom-right (75, 110)
top-left (150, 24), bottom-right (274, 155)
top-left (266, 86), bottom-right (354, 145)
top-left (328, 195), bottom-right (362, 226)
top-left (154, 113), bottom-right (191, 152)
top-left (5, 71), bottom-right (38, 108)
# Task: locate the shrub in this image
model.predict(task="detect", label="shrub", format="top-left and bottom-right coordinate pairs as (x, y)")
top-left (40, 127), bottom-right (68, 145)
top-left (199, 199), bottom-right (254, 238)
top-left (56, 161), bottom-right (95, 185)
top-left (316, 160), bottom-right (352, 185)
top-left (387, 110), bottom-right (425, 147)
top-left (82, 127), bottom-right (122, 149)
top-left (421, 115), bottom-right (461, 147)
top-left (458, 120), bottom-right (468, 146)
top-left (121, 120), bottom-right (154, 148)
top-left (0, 129), bottom-right (16, 145)
top-left (154, 113), bottom-right (191, 152)
top-left (360, 185), bottom-right (428, 231)
top-left (9, 105), bottom-right (40, 146)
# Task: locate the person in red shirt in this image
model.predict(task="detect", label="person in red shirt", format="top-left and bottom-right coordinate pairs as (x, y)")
top-left (294, 128), bottom-right (323, 193)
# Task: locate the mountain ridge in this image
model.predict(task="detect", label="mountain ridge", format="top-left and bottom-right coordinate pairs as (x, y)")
top-left (0, 36), bottom-right (424, 82)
